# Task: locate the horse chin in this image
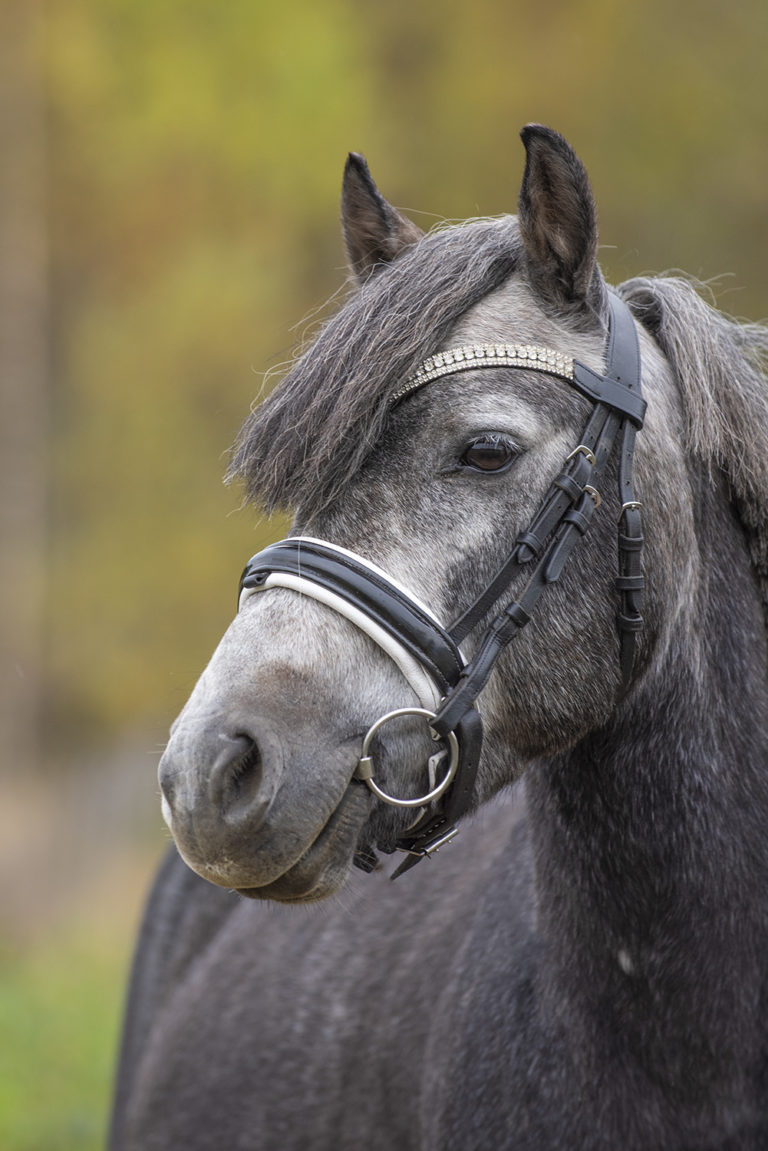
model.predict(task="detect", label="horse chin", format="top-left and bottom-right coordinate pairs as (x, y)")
top-left (235, 783), bottom-right (372, 904)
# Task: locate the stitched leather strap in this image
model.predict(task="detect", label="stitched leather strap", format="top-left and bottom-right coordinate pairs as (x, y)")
top-left (449, 405), bottom-right (608, 643)
top-left (610, 291), bottom-right (645, 689)
top-left (435, 293), bottom-right (644, 735)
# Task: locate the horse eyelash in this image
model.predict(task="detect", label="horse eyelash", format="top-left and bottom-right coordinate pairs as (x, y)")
top-left (459, 433), bottom-right (521, 471)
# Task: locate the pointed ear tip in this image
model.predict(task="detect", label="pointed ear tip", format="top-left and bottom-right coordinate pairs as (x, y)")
top-left (345, 151), bottom-right (368, 173)
top-left (520, 123), bottom-right (562, 150)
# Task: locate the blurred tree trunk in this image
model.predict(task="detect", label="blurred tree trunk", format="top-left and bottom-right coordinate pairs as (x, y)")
top-left (0, 2), bottom-right (49, 776)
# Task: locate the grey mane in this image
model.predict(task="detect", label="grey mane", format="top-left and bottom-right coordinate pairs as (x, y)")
top-left (620, 275), bottom-right (768, 621)
top-left (227, 216), bottom-right (522, 517)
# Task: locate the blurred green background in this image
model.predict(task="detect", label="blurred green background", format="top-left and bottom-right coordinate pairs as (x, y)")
top-left (1, 0), bottom-right (767, 1146)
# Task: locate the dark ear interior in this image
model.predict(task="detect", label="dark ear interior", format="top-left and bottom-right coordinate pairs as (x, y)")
top-left (518, 125), bottom-right (604, 318)
top-left (341, 153), bottom-right (424, 284)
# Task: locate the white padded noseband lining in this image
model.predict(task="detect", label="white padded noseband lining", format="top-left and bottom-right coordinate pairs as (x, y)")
top-left (238, 536), bottom-right (453, 711)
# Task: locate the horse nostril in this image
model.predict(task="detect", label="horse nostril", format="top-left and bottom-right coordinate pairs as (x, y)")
top-left (212, 733), bottom-right (266, 823)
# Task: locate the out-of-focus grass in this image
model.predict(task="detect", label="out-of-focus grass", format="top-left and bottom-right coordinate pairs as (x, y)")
top-left (0, 930), bottom-right (130, 1151)
top-left (0, 754), bottom-right (166, 1150)
top-left (0, 759), bottom-right (163, 1151)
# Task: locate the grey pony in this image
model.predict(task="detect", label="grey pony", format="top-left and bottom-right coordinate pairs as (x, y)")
top-left (109, 125), bottom-right (768, 1149)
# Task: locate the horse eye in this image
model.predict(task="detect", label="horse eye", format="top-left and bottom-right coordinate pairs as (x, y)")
top-left (460, 436), bottom-right (517, 473)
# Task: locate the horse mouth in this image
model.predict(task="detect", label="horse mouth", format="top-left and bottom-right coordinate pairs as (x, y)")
top-left (234, 781), bottom-right (371, 903)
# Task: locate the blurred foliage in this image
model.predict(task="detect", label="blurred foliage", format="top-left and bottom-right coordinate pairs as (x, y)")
top-left (34, 0), bottom-right (768, 749)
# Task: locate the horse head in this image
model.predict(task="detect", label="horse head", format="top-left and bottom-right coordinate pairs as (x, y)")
top-left (156, 127), bottom-right (750, 903)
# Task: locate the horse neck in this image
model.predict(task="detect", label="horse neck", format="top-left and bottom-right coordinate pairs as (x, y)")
top-left (524, 474), bottom-right (768, 1071)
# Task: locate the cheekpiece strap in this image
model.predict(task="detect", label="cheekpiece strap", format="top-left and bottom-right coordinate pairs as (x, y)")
top-left (430, 292), bottom-right (645, 734)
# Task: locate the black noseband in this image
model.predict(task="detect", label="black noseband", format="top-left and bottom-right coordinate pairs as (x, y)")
top-left (239, 293), bottom-right (645, 876)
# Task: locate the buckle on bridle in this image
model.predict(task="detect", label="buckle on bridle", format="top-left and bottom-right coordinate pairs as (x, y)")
top-left (566, 444), bottom-right (596, 466)
top-left (398, 825), bottom-right (460, 858)
top-left (619, 499), bottom-right (642, 520)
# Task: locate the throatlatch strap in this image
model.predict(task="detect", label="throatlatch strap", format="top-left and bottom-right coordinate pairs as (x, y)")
top-left (608, 290), bottom-right (645, 688)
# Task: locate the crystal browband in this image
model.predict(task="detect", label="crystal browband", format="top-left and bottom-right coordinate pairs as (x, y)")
top-left (391, 344), bottom-right (576, 406)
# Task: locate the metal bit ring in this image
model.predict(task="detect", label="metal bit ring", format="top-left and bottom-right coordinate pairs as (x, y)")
top-left (355, 707), bottom-right (460, 808)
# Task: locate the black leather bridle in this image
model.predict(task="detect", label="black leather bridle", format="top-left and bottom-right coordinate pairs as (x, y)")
top-left (239, 292), bottom-right (645, 877)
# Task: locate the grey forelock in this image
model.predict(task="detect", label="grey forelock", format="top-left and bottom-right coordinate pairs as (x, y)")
top-left (227, 216), bottom-right (523, 518)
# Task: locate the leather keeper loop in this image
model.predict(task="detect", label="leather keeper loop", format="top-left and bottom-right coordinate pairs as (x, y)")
top-left (563, 505), bottom-right (593, 535)
top-left (615, 575), bottom-right (645, 592)
top-left (504, 601), bottom-right (531, 630)
top-left (618, 532), bottom-right (644, 552)
top-left (515, 530), bottom-right (544, 563)
top-left (553, 472), bottom-right (584, 503)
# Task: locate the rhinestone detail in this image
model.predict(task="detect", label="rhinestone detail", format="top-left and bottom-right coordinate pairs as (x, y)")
top-left (390, 344), bottom-right (575, 406)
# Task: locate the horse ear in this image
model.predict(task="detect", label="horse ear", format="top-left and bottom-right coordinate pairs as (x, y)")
top-left (518, 125), bottom-right (603, 317)
top-left (341, 153), bottom-right (424, 284)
